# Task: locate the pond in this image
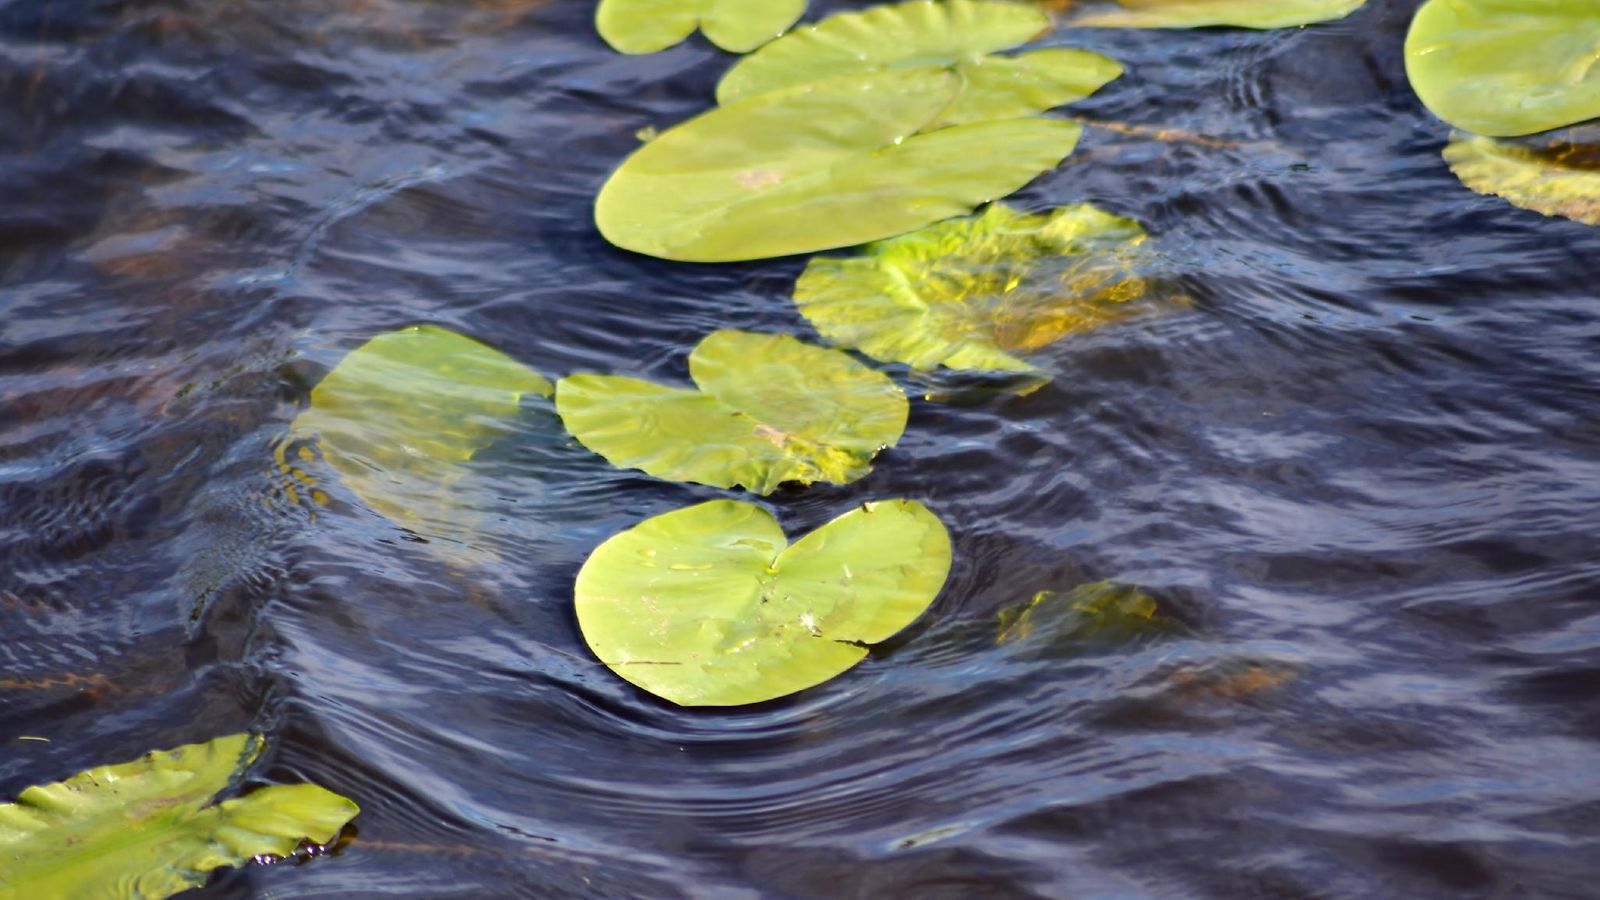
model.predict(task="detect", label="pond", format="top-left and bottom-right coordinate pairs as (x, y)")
top-left (3, 0), bottom-right (1599, 896)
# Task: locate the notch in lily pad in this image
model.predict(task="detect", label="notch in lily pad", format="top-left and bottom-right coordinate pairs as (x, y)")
top-left (0, 733), bottom-right (358, 899)
top-left (793, 202), bottom-right (1158, 376)
top-left (576, 498), bottom-right (952, 706)
top-left (1444, 130), bottom-right (1600, 226)
top-left (716, 0), bottom-right (1122, 129)
top-left (287, 325), bottom-right (552, 554)
top-left (594, 65), bottom-right (1083, 262)
top-left (556, 330), bottom-right (907, 495)
top-left (596, 0), bottom-right (806, 55)
top-left (1405, 0), bottom-right (1600, 137)
top-left (1070, 0), bottom-right (1367, 29)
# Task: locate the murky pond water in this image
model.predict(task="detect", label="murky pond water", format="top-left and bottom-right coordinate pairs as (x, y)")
top-left (4, 0), bottom-right (1600, 896)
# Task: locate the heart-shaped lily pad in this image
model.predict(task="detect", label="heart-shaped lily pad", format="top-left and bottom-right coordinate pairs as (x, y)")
top-left (0, 733), bottom-right (358, 899)
top-left (1444, 131), bottom-right (1600, 225)
top-left (555, 330), bottom-right (907, 494)
top-left (288, 326), bottom-right (552, 551)
top-left (1405, 0), bottom-right (1600, 137)
top-left (594, 66), bottom-right (1083, 262)
top-left (793, 202), bottom-right (1151, 374)
top-left (575, 498), bottom-right (952, 706)
top-left (1072, 0), bottom-right (1366, 29)
top-left (596, 0), bottom-right (806, 54)
top-left (715, 0), bottom-right (1121, 129)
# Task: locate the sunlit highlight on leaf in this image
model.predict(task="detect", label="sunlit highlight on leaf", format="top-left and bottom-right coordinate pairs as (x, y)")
top-left (1444, 131), bottom-right (1600, 225)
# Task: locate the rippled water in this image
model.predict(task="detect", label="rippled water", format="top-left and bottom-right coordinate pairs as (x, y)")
top-left (4, 0), bottom-right (1600, 896)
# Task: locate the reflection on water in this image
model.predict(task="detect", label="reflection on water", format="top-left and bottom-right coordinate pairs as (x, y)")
top-left (3, 0), bottom-right (1600, 896)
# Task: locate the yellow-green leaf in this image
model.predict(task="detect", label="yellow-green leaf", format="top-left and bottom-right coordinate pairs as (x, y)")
top-left (575, 499), bottom-right (952, 706)
top-left (1405, 0), bottom-right (1600, 137)
top-left (0, 734), bottom-right (358, 900)
top-left (1444, 130), bottom-right (1600, 225)
top-left (596, 0), bottom-right (806, 54)
top-left (793, 202), bottom-right (1152, 374)
top-left (555, 330), bottom-right (907, 494)
top-left (594, 66), bottom-right (1083, 262)
top-left (997, 580), bottom-right (1181, 647)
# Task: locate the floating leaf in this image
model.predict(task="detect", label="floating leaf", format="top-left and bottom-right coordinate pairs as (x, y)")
top-left (556, 330), bottom-right (907, 494)
top-left (0, 733), bottom-right (358, 899)
top-left (594, 67), bottom-right (1083, 262)
top-left (288, 326), bottom-right (552, 546)
top-left (575, 498), bottom-right (951, 706)
top-left (595, 0), bottom-right (806, 54)
top-left (1405, 0), bottom-right (1600, 137)
top-left (1072, 0), bottom-right (1366, 29)
top-left (793, 202), bottom-right (1150, 374)
top-left (1444, 131), bottom-right (1600, 225)
top-left (716, 0), bottom-right (1121, 128)
top-left (997, 580), bottom-right (1181, 646)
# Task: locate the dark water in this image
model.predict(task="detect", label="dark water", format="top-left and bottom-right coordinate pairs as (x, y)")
top-left (4, 0), bottom-right (1600, 896)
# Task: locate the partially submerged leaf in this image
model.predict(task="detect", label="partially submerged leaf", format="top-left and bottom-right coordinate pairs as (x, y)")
top-left (289, 326), bottom-right (552, 547)
top-left (595, 0), bottom-right (806, 54)
top-left (575, 498), bottom-right (952, 706)
top-left (1072, 0), bottom-right (1366, 29)
top-left (716, 0), bottom-right (1121, 128)
top-left (793, 202), bottom-right (1152, 374)
top-left (594, 67), bottom-right (1083, 262)
top-left (555, 330), bottom-right (907, 494)
top-left (1405, 0), bottom-right (1600, 137)
top-left (0, 733), bottom-right (358, 899)
top-left (1444, 131), bottom-right (1600, 225)
top-left (997, 580), bottom-right (1181, 646)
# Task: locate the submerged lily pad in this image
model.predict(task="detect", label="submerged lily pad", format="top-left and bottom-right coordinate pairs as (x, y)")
top-left (556, 330), bottom-right (907, 494)
top-left (575, 498), bottom-right (952, 706)
top-left (793, 202), bottom-right (1150, 374)
top-left (1444, 131), bottom-right (1600, 225)
top-left (716, 0), bottom-right (1121, 128)
top-left (997, 580), bottom-right (1181, 646)
top-left (289, 326), bottom-right (552, 547)
top-left (1072, 0), bottom-right (1366, 29)
top-left (1405, 0), bottom-right (1600, 137)
top-left (594, 66), bottom-right (1083, 262)
top-left (0, 733), bottom-right (358, 899)
top-left (596, 0), bottom-right (806, 54)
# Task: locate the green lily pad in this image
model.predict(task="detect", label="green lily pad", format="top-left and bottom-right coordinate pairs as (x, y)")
top-left (715, 0), bottom-right (1121, 128)
top-left (1444, 130), bottom-right (1600, 225)
top-left (997, 580), bottom-right (1181, 647)
top-left (1405, 0), bottom-right (1600, 137)
top-left (555, 330), bottom-right (907, 495)
top-left (288, 326), bottom-right (552, 546)
top-left (575, 498), bottom-right (952, 706)
top-left (1072, 0), bottom-right (1366, 29)
top-left (594, 66), bottom-right (1084, 262)
top-left (0, 733), bottom-right (358, 899)
top-left (595, 0), bottom-right (806, 54)
top-left (793, 202), bottom-right (1151, 374)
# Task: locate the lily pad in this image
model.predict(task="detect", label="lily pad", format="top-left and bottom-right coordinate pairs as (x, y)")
top-left (575, 498), bottom-right (952, 706)
top-left (289, 326), bottom-right (552, 545)
top-left (997, 580), bottom-right (1181, 646)
top-left (1444, 131), bottom-right (1600, 225)
top-left (594, 66), bottom-right (1084, 262)
top-left (555, 330), bottom-right (907, 495)
top-left (1072, 0), bottom-right (1366, 29)
top-left (793, 202), bottom-right (1150, 374)
top-left (1405, 0), bottom-right (1600, 137)
top-left (596, 0), bottom-right (806, 54)
top-left (715, 0), bottom-right (1121, 128)
top-left (0, 733), bottom-right (358, 899)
